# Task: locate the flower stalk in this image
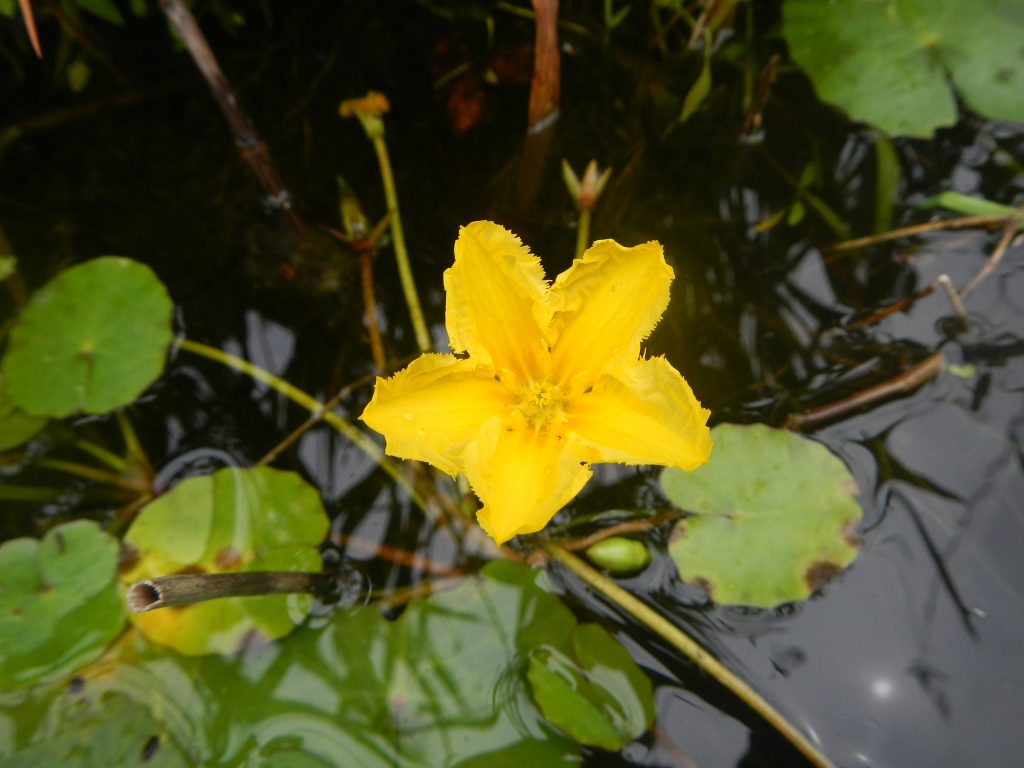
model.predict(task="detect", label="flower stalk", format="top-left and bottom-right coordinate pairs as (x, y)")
top-left (340, 93), bottom-right (432, 354)
top-left (563, 159), bottom-right (612, 260)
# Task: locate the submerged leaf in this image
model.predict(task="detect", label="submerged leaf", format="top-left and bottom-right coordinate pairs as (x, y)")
top-left (528, 623), bottom-right (654, 750)
top-left (661, 424), bottom-right (862, 607)
top-left (121, 467), bottom-right (328, 655)
top-left (2, 257), bottom-right (173, 418)
top-left (0, 520), bottom-right (124, 688)
top-left (3, 562), bottom-right (593, 766)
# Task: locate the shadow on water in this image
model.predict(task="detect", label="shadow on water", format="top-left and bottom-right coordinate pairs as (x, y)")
top-left (1, 1), bottom-right (1023, 765)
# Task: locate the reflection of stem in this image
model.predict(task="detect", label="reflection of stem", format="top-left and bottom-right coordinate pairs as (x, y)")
top-left (332, 531), bottom-right (465, 577)
top-left (177, 338), bottom-right (426, 510)
top-left (542, 542), bottom-right (836, 768)
top-left (574, 208), bottom-right (591, 261)
top-left (373, 575), bottom-right (466, 611)
top-left (371, 137), bottom-right (432, 353)
top-left (127, 571), bottom-right (322, 612)
top-left (759, 150), bottom-right (850, 241)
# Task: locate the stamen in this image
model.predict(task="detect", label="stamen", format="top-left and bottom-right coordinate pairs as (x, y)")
top-left (517, 380), bottom-right (567, 431)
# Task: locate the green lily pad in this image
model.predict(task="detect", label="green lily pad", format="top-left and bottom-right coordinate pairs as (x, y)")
top-left (0, 376), bottom-right (45, 450)
top-left (3, 562), bottom-right (601, 766)
top-left (0, 520), bottom-right (125, 689)
top-left (528, 623), bottom-right (654, 751)
top-left (1, 257), bottom-right (173, 418)
top-left (661, 424), bottom-right (862, 608)
top-left (783, 0), bottom-right (1024, 137)
top-left (121, 467), bottom-right (329, 655)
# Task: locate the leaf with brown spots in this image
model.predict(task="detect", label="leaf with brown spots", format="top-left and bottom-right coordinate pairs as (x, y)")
top-left (661, 423), bottom-right (862, 607)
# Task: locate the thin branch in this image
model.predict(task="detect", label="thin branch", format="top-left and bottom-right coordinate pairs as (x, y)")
top-left (933, 274), bottom-right (968, 328)
top-left (827, 214), bottom-right (1017, 254)
top-left (785, 352), bottom-right (945, 431)
top-left (959, 216), bottom-right (1020, 300)
top-left (556, 509), bottom-right (680, 551)
top-left (158, 0), bottom-right (303, 232)
top-left (332, 532), bottom-right (465, 577)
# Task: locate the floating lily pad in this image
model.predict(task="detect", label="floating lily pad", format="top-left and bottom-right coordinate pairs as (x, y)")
top-left (0, 376), bottom-right (45, 450)
top-left (121, 467), bottom-right (329, 655)
top-left (661, 424), bottom-right (862, 607)
top-left (0, 520), bottom-right (125, 689)
top-left (3, 562), bottom-right (612, 766)
top-left (528, 623), bottom-right (654, 750)
top-left (2, 257), bottom-right (173, 418)
top-left (783, 0), bottom-right (1024, 137)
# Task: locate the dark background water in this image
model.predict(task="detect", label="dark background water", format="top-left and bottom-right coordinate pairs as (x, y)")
top-left (2, 1), bottom-right (1023, 765)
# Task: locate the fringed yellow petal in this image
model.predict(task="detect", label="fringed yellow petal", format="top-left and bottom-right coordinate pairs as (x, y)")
top-left (567, 356), bottom-right (711, 470)
top-left (549, 239), bottom-right (673, 388)
top-left (444, 221), bottom-right (552, 382)
top-left (463, 420), bottom-right (594, 545)
top-left (360, 354), bottom-right (515, 476)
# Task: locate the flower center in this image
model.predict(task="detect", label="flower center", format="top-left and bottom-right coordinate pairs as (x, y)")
top-left (516, 380), bottom-right (567, 432)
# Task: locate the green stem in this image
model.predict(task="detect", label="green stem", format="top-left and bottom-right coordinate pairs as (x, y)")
top-left (177, 338), bottom-right (426, 510)
top-left (541, 542), bottom-right (835, 768)
top-left (35, 458), bottom-right (140, 490)
top-left (117, 411), bottom-right (153, 477)
top-left (574, 207), bottom-right (591, 261)
top-left (74, 439), bottom-right (127, 473)
top-left (0, 485), bottom-right (67, 502)
top-left (371, 136), bottom-right (432, 353)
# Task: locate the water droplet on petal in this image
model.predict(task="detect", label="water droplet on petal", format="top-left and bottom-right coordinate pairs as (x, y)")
top-left (403, 412), bottom-right (414, 422)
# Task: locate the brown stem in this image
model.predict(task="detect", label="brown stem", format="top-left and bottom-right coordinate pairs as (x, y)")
top-left (158, 0), bottom-right (304, 233)
top-left (18, 0), bottom-right (42, 58)
top-left (556, 509), bottom-right (680, 551)
top-left (785, 352), bottom-right (945, 431)
top-left (826, 214), bottom-right (1016, 255)
top-left (528, 0), bottom-right (560, 131)
top-left (360, 250), bottom-right (387, 372)
top-left (739, 54), bottom-right (779, 137)
top-left (127, 571), bottom-right (321, 612)
top-left (959, 216), bottom-right (1020, 300)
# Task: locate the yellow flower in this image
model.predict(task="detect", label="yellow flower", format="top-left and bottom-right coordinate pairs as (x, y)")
top-left (360, 221), bottom-right (712, 545)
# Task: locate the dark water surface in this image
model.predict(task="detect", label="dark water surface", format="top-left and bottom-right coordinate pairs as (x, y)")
top-left (2, 2), bottom-right (1023, 766)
